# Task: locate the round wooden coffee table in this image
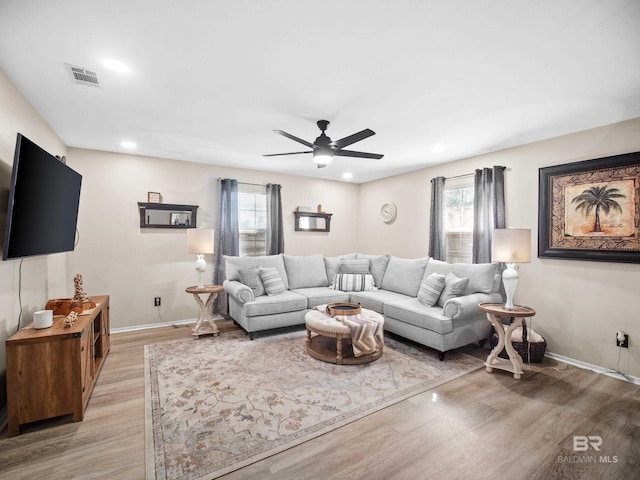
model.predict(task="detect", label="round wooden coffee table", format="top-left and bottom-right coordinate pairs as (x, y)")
top-left (304, 308), bottom-right (384, 365)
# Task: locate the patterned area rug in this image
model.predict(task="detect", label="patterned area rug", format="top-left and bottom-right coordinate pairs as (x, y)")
top-left (145, 330), bottom-right (482, 480)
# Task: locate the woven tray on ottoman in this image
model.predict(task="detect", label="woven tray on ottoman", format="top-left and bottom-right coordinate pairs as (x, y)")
top-left (490, 320), bottom-right (546, 363)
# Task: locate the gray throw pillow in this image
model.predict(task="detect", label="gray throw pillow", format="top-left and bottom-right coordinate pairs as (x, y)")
top-left (238, 266), bottom-right (264, 297)
top-left (417, 273), bottom-right (446, 306)
top-left (437, 272), bottom-right (470, 307)
top-left (339, 258), bottom-right (370, 274)
top-left (259, 267), bottom-right (286, 296)
top-left (356, 254), bottom-right (390, 287)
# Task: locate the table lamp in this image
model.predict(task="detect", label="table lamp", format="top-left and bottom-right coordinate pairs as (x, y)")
top-left (492, 228), bottom-right (531, 310)
top-left (187, 228), bottom-right (214, 288)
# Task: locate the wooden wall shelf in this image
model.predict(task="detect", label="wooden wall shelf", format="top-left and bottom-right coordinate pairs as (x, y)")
top-left (138, 202), bottom-right (198, 228)
top-left (294, 211), bottom-right (332, 232)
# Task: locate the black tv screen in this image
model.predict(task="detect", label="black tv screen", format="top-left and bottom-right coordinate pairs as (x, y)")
top-left (3, 134), bottom-right (82, 260)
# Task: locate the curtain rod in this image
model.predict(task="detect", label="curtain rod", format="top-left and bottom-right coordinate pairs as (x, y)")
top-left (446, 173), bottom-right (474, 180)
top-left (216, 178), bottom-right (283, 188)
top-left (216, 178), bottom-right (264, 187)
top-left (446, 167), bottom-right (509, 181)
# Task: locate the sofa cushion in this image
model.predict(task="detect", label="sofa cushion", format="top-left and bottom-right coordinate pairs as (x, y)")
top-left (330, 273), bottom-right (377, 292)
top-left (225, 255), bottom-right (289, 290)
top-left (381, 256), bottom-right (429, 297)
top-left (283, 254), bottom-right (329, 288)
top-left (339, 258), bottom-right (370, 274)
top-left (424, 259), bottom-right (498, 294)
top-left (291, 287), bottom-right (350, 308)
top-left (243, 291), bottom-right (308, 317)
top-left (356, 254), bottom-right (390, 287)
top-left (437, 272), bottom-right (469, 307)
top-left (417, 273), bottom-right (446, 307)
top-left (260, 267), bottom-right (287, 296)
top-left (324, 253), bottom-right (357, 285)
top-left (238, 266), bottom-right (264, 297)
top-left (384, 298), bottom-right (454, 335)
top-left (350, 289), bottom-right (411, 314)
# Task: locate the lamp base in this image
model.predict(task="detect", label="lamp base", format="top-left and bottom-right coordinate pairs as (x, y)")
top-left (195, 254), bottom-right (206, 289)
top-left (502, 263), bottom-right (518, 310)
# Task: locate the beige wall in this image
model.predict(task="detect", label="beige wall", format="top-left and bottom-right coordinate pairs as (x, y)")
top-left (358, 118), bottom-right (640, 377)
top-left (0, 69), bottom-right (70, 413)
top-left (66, 148), bottom-right (360, 330)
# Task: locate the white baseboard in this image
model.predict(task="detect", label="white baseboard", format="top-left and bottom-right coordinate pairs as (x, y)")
top-left (545, 351), bottom-right (640, 385)
top-left (110, 317), bottom-right (197, 334)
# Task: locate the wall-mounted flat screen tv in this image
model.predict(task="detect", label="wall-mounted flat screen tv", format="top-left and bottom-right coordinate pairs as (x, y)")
top-left (2, 133), bottom-right (82, 260)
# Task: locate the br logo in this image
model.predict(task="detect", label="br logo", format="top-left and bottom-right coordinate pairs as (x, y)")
top-left (573, 436), bottom-right (602, 452)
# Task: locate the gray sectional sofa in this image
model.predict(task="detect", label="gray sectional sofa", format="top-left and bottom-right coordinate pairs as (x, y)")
top-left (223, 253), bottom-right (503, 360)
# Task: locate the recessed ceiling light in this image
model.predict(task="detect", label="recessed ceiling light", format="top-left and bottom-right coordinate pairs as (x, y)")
top-left (342, 172), bottom-right (353, 180)
top-left (431, 144), bottom-right (447, 153)
top-left (121, 141), bottom-right (136, 149)
top-left (103, 59), bottom-right (129, 73)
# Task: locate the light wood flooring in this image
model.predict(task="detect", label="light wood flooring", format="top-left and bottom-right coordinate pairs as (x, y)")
top-left (1, 320), bottom-right (639, 480)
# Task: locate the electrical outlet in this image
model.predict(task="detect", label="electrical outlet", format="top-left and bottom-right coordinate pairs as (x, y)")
top-left (154, 297), bottom-right (161, 307)
top-left (616, 333), bottom-right (629, 348)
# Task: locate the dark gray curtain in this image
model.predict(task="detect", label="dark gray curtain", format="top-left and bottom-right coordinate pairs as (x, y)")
top-left (213, 178), bottom-right (239, 314)
top-left (428, 176), bottom-right (447, 260)
top-left (472, 166), bottom-right (506, 263)
top-left (266, 183), bottom-right (284, 255)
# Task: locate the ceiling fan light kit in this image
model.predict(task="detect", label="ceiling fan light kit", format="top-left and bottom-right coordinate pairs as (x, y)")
top-left (265, 120), bottom-right (383, 169)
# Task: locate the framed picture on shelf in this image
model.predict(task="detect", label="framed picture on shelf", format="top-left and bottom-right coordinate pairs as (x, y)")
top-left (170, 212), bottom-right (191, 226)
top-left (147, 192), bottom-right (162, 203)
top-left (538, 151), bottom-right (640, 263)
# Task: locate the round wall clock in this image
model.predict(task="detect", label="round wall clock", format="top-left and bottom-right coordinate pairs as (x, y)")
top-left (380, 202), bottom-right (397, 223)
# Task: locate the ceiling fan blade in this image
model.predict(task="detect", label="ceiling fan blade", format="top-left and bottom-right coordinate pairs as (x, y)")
top-left (334, 149), bottom-right (384, 159)
top-left (333, 129), bottom-right (375, 149)
top-left (263, 151), bottom-right (313, 157)
top-left (273, 130), bottom-right (314, 148)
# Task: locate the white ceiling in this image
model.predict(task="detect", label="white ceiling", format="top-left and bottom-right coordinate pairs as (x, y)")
top-left (1, 0), bottom-right (639, 183)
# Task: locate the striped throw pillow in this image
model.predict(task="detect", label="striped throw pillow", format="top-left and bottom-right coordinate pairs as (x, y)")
top-left (259, 267), bottom-right (286, 296)
top-left (417, 273), bottom-right (446, 306)
top-left (330, 273), bottom-right (377, 292)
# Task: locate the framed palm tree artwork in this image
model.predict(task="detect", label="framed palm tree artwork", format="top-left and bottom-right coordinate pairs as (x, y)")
top-left (538, 151), bottom-right (640, 263)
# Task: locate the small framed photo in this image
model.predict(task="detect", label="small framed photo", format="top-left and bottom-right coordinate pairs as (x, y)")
top-left (147, 192), bottom-right (162, 203)
top-left (170, 212), bottom-right (191, 226)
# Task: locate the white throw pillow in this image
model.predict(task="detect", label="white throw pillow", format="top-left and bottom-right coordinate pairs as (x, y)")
top-left (259, 267), bottom-right (286, 296)
top-left (330, 273), bottom-right (377, 292)
top-left (417, 273), bottom-right (446, 306)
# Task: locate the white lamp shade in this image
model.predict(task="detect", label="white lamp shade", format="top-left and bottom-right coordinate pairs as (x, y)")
top-left (492, 228), bottom-right (531, 263)
top-left (187, 228), bottom-right (214, 254)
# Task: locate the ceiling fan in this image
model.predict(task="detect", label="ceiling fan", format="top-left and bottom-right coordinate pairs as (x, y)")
top-left (263, 120), bottom-right (384, 168)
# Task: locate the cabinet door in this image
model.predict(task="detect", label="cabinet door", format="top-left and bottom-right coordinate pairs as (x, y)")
top-left (81, 324), bottom-right (94, 406)
top-left (7, 338), bottom-right (76, 425)
top-left (101, 303), bottom-right (110, 355)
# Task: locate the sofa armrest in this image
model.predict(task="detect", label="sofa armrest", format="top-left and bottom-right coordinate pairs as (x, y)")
top-left (443, 292), bottom-right (503, 319)
top-left (223, 280), bottom-right (255, 303)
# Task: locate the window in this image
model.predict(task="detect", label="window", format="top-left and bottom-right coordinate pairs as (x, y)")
top-left (238, 185), bottom-right (266, 257)
top-left (444, 179), bottom-right (474, 263)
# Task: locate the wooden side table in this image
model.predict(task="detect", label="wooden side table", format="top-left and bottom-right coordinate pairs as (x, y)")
top-left (185, 285), bottom-right (224, 338)
top-left (479, 302), bottom-right (536, 380)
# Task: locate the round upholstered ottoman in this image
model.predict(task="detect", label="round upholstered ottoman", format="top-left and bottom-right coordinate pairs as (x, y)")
top-left (304, 307), bottom-right (384, 365)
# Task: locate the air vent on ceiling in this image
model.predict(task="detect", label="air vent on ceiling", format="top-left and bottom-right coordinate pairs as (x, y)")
top-left (65, 64), bottom-right (100, 87)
